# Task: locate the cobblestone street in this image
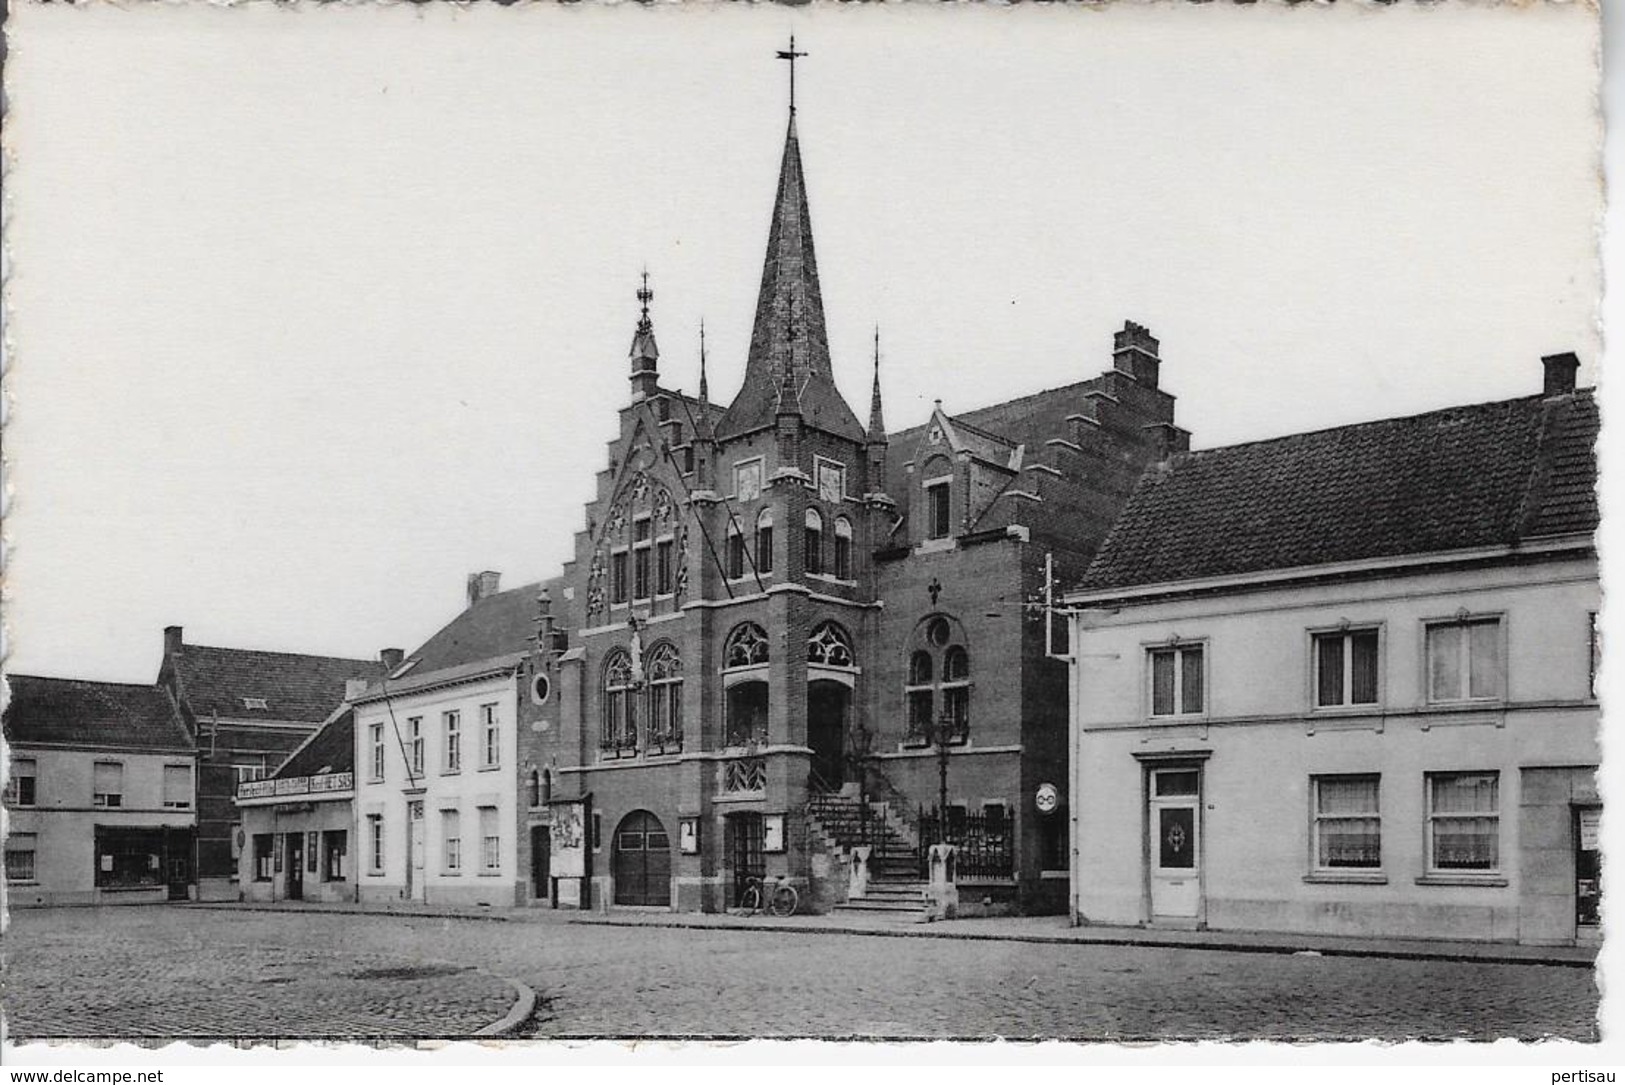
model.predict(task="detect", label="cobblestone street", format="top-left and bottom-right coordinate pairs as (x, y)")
top-left (3, 906), bottom-right (1601, 1043)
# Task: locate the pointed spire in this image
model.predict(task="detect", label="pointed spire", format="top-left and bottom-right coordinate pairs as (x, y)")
top-left (628, 269), bottom-right (659, 401)
top-left (715, 47), bottom-right (864, 443)
top-left (867, 325), bottom-right (886, 441)
top-left (776, 355), bottom-right (801, 416)
top-left (698, 319), bottom-right (710, 406)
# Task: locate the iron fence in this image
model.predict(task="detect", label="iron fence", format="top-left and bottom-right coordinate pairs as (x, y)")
top-left (917, 805), bottom-right (1014, 880)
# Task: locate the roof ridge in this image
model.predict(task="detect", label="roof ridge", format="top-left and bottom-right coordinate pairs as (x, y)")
top-left (887, 377), bottom-right (1107, 442)
top-left (183, 643), bottom-right (379, 666)
top-left (5, 674), bottom-right (163, 690)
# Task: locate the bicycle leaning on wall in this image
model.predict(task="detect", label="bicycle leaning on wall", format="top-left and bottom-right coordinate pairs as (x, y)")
top-left (738, 874), bottom-right (799, 917)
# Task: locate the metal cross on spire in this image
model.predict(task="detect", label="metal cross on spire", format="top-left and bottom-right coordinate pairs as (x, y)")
top-left (637, 268), bottom-right (653, 321)
top-left (777, 35), bottom-right (808, 115)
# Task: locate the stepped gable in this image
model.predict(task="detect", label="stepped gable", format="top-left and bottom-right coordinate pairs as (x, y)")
top-left (406, 581), bottom-right (545, 675)
top-left (1080, 388), bottom-right (1599, 595)
top-left (168, 644), bottom-right (382, 724)
top-left (3, 675), bottom-right (190, 750)
top-left (716, 117), bottom-right (864, 443)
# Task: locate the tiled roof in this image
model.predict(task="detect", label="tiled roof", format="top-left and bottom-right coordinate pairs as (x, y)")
top-left (3, 675), bottom-right (190, 750)
top-left (407, 582), bottom-right (543, 674)
top-left (1078, 390), bottom-right (1598, 595)
top-left (171, 646), bottom-right (382, 723)
top-left (273, 710), bottom-right (353, 779)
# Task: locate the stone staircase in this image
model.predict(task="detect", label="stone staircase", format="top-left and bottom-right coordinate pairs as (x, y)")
top-left (805, 791), bottom-right (930, 918)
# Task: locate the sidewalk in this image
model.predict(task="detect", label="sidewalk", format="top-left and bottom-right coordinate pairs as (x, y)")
top-left (185, 900), bottom-right (1596, 967)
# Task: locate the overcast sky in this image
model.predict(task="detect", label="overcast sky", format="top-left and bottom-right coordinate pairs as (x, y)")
top-left (4, 1), bottom-right (1601, 683)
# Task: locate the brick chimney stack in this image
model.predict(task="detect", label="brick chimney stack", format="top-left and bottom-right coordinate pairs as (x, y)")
top-left (1542, 351), bottom-right (1580, 398)
top-left (466, 570), bottom-right (502, 608)
top-left (380, 648), bottom-right (405, 671)
top-left (163, 625), bottom-right (184, 657)
top-left (1112, 321), bottom-right (1162, 389)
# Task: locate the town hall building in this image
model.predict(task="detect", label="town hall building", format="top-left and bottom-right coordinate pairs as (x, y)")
top-left (527, 69), bottom-right (1189, 916)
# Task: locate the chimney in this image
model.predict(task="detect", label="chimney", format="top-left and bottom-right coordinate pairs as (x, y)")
top-left (1112, 321), bottom-right (1162, 389)
top-left (1542, 351), bottom-right (1580, 398)
top-left (466, 570), bottom-right (502, 608)
top-left (163, 625), bottom-right (184, 657)
top-left (345, 677), bottom-right (370, 701)
top-left (1142, 421), bottom-right (1191, 462)
top-left (380, 648), bottom-right (405, 671)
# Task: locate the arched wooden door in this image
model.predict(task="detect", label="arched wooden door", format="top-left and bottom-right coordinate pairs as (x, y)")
top-left (612, 810), bottom-right (671, 907)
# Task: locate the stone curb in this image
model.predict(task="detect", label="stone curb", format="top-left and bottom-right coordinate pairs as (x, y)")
top-left (474, 975), bottom-right (538, 1038)
top-left (564, 917), bottom-right (1598, 969)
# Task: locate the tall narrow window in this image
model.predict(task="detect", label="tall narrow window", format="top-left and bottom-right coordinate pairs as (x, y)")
top-left (656, 538), bottom-right (674, 595)
top-left (442, 809), bottom-right (462, 873)
top-left (602, 650), bottom-right (637, 753)
top-left (1589, 611), bottom-right (1601, 699)
top-left (1426, 618), bottom-right (1502, 703)
top-left (92, 762), bottom-right (123, 808)
top-left (1427, 772), bottom-right (1499, 872)
top-left (323, 830), bottom-right (347, 881)
top-left (727, 527), bottom-right (745, 580)
top-left (162, 764), bottom-right (192, 809)
top-left (633, 517), bottom-right (652, 599)
top-left (444, 711), bottom-right (462, 773)
top-left (408, 717), bottom-right (424, 777)
top-left (254, 834), bottom-right (276, 881)
top-left (368, 815), bottom-right (385, 874)
top-left (1314, 628), bottom-right (1380, 708)
top-left (370, 723), bottom-right (386, 782)
top-left (1149, 644), bottom-right (1204, 717)
top-left (833, 517), bottom-right (853, 580)
top-left (926, 481), bottom-right (951, 540)
top-left (6, 757), bottom-right (36, 807)
top-left (611, 551), bottom-right (629, 604)
top-left (756, 509), bottom-right (775, 576)
top-left (479, 806), bottom-right (500, 873)
top-left (942, 645), bottom-right (971, 736)
top-left (1312, 775), bottom-right (1381, 870)
top-left (906, 650), bottom-right (934, 739)
top-left (805, 508), bottom-right (825, 575)
top-left (646, 643), bottom-right (683, 750)
top-left (480, 704), bottom-right (500, 768)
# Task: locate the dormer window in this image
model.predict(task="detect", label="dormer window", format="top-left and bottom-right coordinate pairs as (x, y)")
top-left (242, 697), bottom-right (268, 711)
top-left (926, 480), bottom-right (951, 540)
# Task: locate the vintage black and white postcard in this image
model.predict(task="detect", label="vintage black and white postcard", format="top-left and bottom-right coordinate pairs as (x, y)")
top-left (0, 0), bottom-right (1613, 1070)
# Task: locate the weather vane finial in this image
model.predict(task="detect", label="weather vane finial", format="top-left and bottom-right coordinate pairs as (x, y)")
top-left (777, 35), bottom-right (808, 116)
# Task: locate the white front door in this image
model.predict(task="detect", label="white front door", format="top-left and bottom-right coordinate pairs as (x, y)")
top-left (408, 801), bottom-right (426, 902)
top-left (1148, 768), bottom-right (1201, 921)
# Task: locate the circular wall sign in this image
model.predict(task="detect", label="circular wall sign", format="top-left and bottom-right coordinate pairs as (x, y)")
top-left (531, 673), bottom-right (552, 706)
top-left (1035, 782), bottom-right (1059, 815)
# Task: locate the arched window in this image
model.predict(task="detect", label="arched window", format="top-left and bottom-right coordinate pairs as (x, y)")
top-left (756, 508), bottom-right (775, 576)
top-left (808, 621), bottom-right (855, 668)
top-left (905, 617), bottom-right (972, 743)
top-left (805, 508), bottom-right (825, 576)
top-left (645, 642), bottom-right (683, 751)
top-left (833, 517), bottom-right (853, 580)
top-left (724, 622), bottom-right (770, 668)
top-left (726, 523), bottom-right (745, 580)
top-left (528, 767), bottom-right (542, 808)
top-left (602, 650), bottom-right (637, 754)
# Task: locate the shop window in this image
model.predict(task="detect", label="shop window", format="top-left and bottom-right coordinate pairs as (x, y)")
top-left (1426, 772), bottom-right (1499, 873)
top-left (1312, 775), bottom-right (1381, 870)
top-left (323, 830), bottom-right (347, 881)
top-left (254, 834), bottom-right (275, 881)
